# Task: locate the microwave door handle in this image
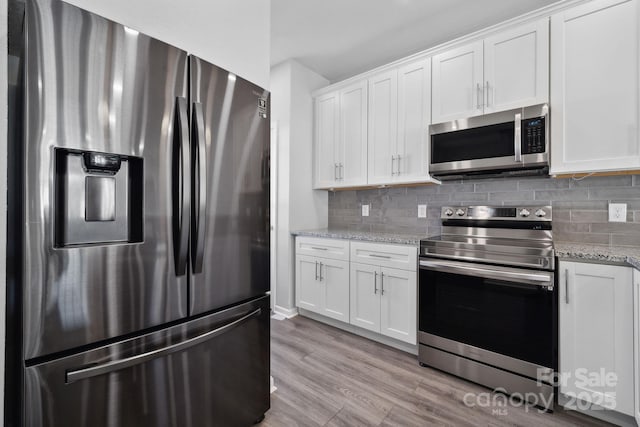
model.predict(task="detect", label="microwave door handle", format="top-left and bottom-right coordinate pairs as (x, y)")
top-left (514, 112), bottom-right (522, 163)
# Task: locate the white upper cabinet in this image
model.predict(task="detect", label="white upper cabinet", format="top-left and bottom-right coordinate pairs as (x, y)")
top-left (432, 19), bottom-right (549, 124)
top-left (432, 41), bottom-right (484, 123)
top-left (314, 92), bottom-right (339, 188)
top-left (367, 58), bottom-right (432, 185)
top-left (339, 81), bottom-right (368, 187)
top-left (368, 70), bottom-right (398, 185)
top-left (314, 81), bottom-right (368, 188)
top-left (396, 58), bottom-right (432, 183)
top-left (484, 20), bottom-right (549, 113)
top-left (550, 0), bottom-right (640, 174)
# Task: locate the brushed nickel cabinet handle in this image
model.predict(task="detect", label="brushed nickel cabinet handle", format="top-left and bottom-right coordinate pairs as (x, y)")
top-left (374, 271), bottom-right (378, 294)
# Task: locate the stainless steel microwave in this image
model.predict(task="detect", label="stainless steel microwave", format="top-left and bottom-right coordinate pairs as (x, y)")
top-left (429, 103), bottom-right (549, 178)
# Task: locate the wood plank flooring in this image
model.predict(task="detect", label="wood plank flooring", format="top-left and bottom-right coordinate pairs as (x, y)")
top-left (261, 315), bottom-right (610, 427)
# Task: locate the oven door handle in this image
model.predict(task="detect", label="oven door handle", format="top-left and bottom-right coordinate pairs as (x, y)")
top-left (419, 259), bottom-right (554, 288)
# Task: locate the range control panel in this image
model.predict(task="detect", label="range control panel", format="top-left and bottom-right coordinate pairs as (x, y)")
top-left (522, 117), bottom-right (546, 154)
top-left (441, 205), bottom-right (552, 221)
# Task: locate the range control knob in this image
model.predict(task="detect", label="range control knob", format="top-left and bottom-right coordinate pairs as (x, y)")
top-left (444, 209), bottom-right (454, 216)
top-left (519, 208), bottom-right (531, 217)
top-left (456, 209), bottom-right (465, 216)
top-left (535, 209), bottom-right (547, 217)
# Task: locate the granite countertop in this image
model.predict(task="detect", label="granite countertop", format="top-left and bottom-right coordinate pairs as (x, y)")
top-left (291, 229), bottom-right (422, 246)
top-left (554, 243), bottom-right (640, 270)
top-left (292, 229), bottom-right (640, 270)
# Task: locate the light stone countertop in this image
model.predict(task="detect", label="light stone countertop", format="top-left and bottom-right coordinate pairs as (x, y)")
top-left (291, 229), bottom-right (423, 246)
top-left (555, 242), bottom-right (640, 270)
top-left (292, 229), bottom-right (640, 270)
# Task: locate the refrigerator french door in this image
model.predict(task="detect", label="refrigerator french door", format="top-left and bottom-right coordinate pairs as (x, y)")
top-left (6, 0), bottom-right (271, 426)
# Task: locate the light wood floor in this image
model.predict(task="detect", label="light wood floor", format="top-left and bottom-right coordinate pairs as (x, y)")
top-left (261, 315), bottom-right (609, 427)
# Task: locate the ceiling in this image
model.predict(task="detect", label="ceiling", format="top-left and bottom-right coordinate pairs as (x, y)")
top-left (271, 0), bottom-right (562, 82)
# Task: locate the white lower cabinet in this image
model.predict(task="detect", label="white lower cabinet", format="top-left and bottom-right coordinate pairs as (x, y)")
top-left (296, 237), bottom-right (417, 346)
top-left (559, 261), bottom-right (634, 416)
top-left (295, 254), bottom-right (349, 322)
top-left (350, 262), bottom-right (416, 345)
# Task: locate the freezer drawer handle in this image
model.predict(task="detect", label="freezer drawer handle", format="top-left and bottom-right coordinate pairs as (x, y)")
top-left (191, 102), bottom-right (207, 274)
top-left (65, 308), bottom-right (262, 384)
top-left (172, 97), bottom-right (191, 276)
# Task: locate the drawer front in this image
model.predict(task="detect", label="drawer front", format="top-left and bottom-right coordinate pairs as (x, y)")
top-left (296, 237), bottom-right (349, 261)
top-left (350, 241), bottom-right (417, 271)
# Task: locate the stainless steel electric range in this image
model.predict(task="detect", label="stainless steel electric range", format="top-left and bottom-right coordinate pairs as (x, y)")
top-left (418, 205), bottom-right (557, 409)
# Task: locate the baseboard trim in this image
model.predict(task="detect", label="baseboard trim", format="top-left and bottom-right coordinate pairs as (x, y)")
top-left (273, 305), bottom-right (299, 319)
top-left (298, 309), bottom-right (418, 355)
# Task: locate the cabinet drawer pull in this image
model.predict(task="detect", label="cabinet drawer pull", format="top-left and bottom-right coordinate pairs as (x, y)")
top-left (310, 246), bottom-right (328, 251)
top-left (381, 272), bottom-right (385, 295)
top-left (369, 254), bottom-right (391, 259)
top-left (565, 268), bottom-right (569, 304)
top-left (374, 271), bottom-right (378, 294)
top-left (319, 262), bottom-right (324, 281)
top-left (315, 261), bottom-right (319, 281)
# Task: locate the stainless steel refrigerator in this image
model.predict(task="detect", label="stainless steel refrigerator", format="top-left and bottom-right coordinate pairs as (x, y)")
top-left (6, 0), bottom-right (271, 425)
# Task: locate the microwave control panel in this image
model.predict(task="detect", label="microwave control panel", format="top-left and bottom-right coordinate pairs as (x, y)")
top-left (522, 117), bottom-right (545, 154)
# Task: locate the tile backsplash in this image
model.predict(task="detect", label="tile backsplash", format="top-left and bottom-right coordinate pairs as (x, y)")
top-left (328, 175), bottom-right (640, 247)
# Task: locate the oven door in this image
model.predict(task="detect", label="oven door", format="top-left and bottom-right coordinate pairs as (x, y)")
top-left (419, 258), bottom-right (557, 372)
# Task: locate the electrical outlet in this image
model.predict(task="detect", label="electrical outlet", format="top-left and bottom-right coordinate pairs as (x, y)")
top-left (608, 203), bottom-right (627, 222)
top-left (418, 204), bottom-right (427, 218)
top-left (361, 204), bottom-right (370, 217)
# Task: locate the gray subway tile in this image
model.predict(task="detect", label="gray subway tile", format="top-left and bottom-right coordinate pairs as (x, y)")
top-left (569, 175), bottom-right (632, 188)
top-left (570, 210), bottom-right (608, 223)
top-left (633, 175), bottom-right (640, 186)
top-left (611, 234), bottom-right (640, 247)
top-left (488, 191), bottom-right (535, 202)
top-left (535, 189), bottom-right (589, 201)
top-left (590, 222), bottom-right (640, 234)
top-left (552, 200), bottom-right (608, 210)
top-left (474, 180), bottom-right (519, 192)
top-left (451, 192), bottom-right (488, 202)
top-left (553, 209), bottom-right (571, 221)
top-left (589, 187), bottom-right (640, 200)
top-left (438, 183), bottom-right (475, 194)
top-left (555, 232), bottom-right (611, 245)
top-left (554, 222), bottom-right (590, 233)
top-left (517, 178), bottom-right (571, 190)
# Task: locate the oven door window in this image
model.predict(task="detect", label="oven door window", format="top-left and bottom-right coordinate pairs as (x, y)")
top-left (419, 267), bottom-right (555, 368)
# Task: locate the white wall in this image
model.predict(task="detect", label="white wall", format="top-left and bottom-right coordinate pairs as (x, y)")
top-left (0, 0), bottom-right (7, 422)
top-left (271, 60), bottom-right (328, 314)
top-left (64, 0), bottom-right (270, 89)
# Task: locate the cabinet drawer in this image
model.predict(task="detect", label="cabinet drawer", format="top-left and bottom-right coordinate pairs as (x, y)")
top-left (296, 237), bottom-right (349, 261)
top-left (350, 242), bottom-right (417, 271)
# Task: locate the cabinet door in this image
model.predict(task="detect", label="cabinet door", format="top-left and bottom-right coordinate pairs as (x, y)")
top-left (350, 262), bottom-right (381, 333)
top-left (380, 267), bottom-right (417, 344)
top-left (484, 19), bottom-right (549, 113)
top-left (396, 58), bottom-right (431, 183)
top-left (559, 262), bottom-right (633, 416)
top-left (295, 255), bottom-right (322, 314)
top-left (315, 92), bottom-right (339, 188)
top-left (367, 70), bottom-right (398, 185)
top-left (320, 258), bottom-right (350, 322)
top-left (550, 0), bottom-right (640, 174)
top-left (338, 81), bottom-right (368, 187)
top-left (432, 41), bottom-right (483, 123)
top-left (634, 269), bottom-right (640, 425)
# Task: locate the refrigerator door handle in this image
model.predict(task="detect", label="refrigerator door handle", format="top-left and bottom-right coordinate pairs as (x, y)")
top-left (191, 102), bottom-right (207, 274)
top-left (173, 97), bottom-right (191, 276)
top-left (65, 308), bottom-right (262, 384)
